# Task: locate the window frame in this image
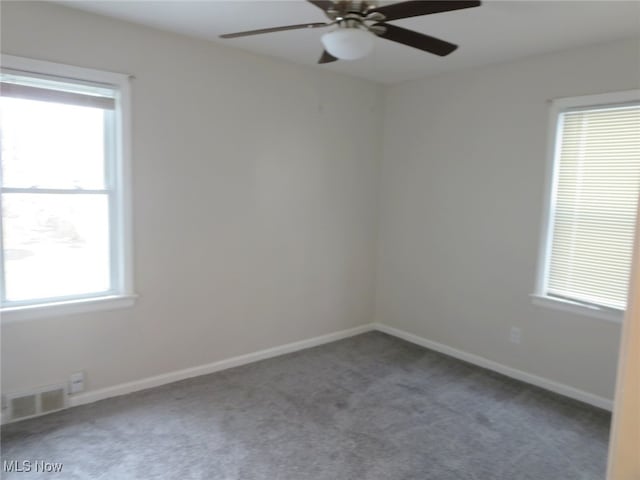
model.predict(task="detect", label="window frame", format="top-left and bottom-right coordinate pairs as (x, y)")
top-left (0, 55), bottom-right (135, 322)
top-left (532, 89), bottom-right (640, 323)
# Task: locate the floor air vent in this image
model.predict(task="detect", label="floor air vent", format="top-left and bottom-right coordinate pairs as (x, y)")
top-left (6, 385), bottom-right (67, 421)
top-left (10, 394), bottom-right (37, 419)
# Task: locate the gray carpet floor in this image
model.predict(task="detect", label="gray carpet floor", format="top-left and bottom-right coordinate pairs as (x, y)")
top-left (1, 332), bottom-right (610, 480)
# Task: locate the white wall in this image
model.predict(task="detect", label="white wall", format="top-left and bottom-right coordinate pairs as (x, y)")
top-left (377, 38), bottom-right (640, 399)
top-left (0, 2), bottom-right (382, 395)
top-left (607, 193), bottom-right (640, 479)
top-left (2, 1), bottom-right (638, 405)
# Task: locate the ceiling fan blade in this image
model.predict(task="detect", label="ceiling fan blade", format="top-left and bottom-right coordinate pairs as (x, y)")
top-left (318, 50), bottom-right (338, 64)
top-left (220, 22), bottom-right (328, 39)
top-left (375, 23), bottom-right (458, 56)
top-left (370, 1), bottom-right (481, 22)
top-left (306, 0), bottom-right (334, 11)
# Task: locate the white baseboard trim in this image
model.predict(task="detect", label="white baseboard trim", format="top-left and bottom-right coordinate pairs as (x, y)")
top-left (373, 323), bottom-right (613, 411)
top-left (67, 323), bottom-right (375, 410)
top-left (3, 321), bottom-right (611, 424)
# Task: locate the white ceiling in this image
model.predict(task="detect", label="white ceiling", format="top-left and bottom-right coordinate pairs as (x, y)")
top-left (57, 1), bottom-right (640, 84)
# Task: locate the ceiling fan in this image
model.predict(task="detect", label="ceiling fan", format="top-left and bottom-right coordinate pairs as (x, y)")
top-left (220, 1), bottom-right (481, 63)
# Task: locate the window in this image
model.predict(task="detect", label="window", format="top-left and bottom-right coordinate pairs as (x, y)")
top-left (534, 90), bottom-right (640, 321)
top-left (0, 55), bottom-right (134, 320)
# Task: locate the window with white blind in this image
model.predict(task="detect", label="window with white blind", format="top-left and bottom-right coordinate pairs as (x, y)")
top-left (534, 90), bottom-right (640, 320)
top-left (0, 55), bottom-right (135, 321)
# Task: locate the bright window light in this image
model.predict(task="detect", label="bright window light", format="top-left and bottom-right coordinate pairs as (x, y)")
top-left (1, 97), bottom-right (106, 189)
top-left (0, 56), bottom-right (134, 317)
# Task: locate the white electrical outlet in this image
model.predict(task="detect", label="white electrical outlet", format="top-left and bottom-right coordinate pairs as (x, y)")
top-left (69, 372), bottom-right (85, 394)
top-left (510, 327), bottom-right (522, 344)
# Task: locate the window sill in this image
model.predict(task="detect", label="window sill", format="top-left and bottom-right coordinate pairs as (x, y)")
top-left (1, 294), bottom-right (137, 323)
top-left (530, 294), bottom-right (623, 323)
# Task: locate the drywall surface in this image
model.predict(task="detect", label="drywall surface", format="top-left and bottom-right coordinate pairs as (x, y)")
top-left (0, 2), bottom-right (382, 395)
top-left (2, 1), bottom-right (638, 408)
top-left (376, 38), bottom-right (640, 399)
top-left (607, 195), bottom-right (640, 479)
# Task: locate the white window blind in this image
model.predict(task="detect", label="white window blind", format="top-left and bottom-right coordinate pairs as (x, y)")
top-left (546, 103), bottom-right (640, 310)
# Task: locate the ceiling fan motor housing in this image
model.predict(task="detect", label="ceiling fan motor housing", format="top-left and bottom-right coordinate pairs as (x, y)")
top-left (327, 1), bottom-right (380, 20)
top-left (220, 1), bottom-right (482, 63)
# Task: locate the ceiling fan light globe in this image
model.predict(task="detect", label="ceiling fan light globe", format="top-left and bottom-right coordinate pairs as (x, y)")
top-left (321, 28), bottom-right (374, 60)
